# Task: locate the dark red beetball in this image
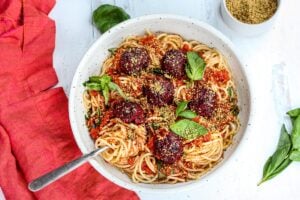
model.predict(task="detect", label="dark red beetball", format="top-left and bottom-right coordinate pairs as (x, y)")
top-left (189, 86), bottom-right (217, 118)
top-left (154, 129), bottom-right (183, 164)
top-left (162, 49), bottom-right (187, 78)
top-left (112, 101), bottom-right (145, 124)
top-left (119, 47), bottom-right (150, 75)
top-left (143, 76), bottom-right (174, 107)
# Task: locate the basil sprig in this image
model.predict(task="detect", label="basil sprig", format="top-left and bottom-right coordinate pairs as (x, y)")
top-left (92, 4), bottom-right (130, 33)
top-left (258, 125), bottom-right (292, 185)
top-left (259, 107), bottom-right (300, 185)
top-left (170, 119), bottom-right (207, 140)
top-left (185, 51), bottom-right (206, 81)
top-left (171, 102), bottom-right (206, 139)
top-left (83, 75), bottom-right (126, 105)
top-left (175, 101), bottom-right (197, 119)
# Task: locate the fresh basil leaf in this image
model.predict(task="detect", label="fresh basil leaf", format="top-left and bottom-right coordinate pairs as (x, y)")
top-left (259, 157), bottom-right (291, 185)
top-left (108, 48), bottom-right (117, 55)
top-left (99, 75), bottom-right (111, 89)
top-left (102, 85), bottom-right (110, 105)
top-left (176, 101), bottom-right (188, 117)
top-left (84, 82), bottom-right (102, 91)
top-left (108, 82), bottom-right (127, 99)
top-left (262, 157), bottom-right (272, 178)
top-left (88, 76), bottom-right (102, 83)
top-left (258, 125), bottom-right (292, 185)
top-left (92, 4), bottom-right (130, 33)
top-left (291, 116), bottom-right (300, 149)
top-left (290, 150), bottom-right (300, 161)
top-left (268, 125), bottom-right (292, 171)
top-left (185, 51), bottom-right (206, 81)
top-left (287, 108), bottom-right (300, 118)
top-left (170, 119), bottom-right (208, 140)
top-left (269, 157), bottom-right (292, 178)
top-left (178, 110), bottom-right (197, 119)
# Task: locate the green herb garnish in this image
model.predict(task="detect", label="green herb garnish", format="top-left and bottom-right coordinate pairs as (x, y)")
top-left (185, 51), bottom-right (206, 81)
top-left (108, 48), bottom-right (117, 55)
top-left (175, 101), bottom-right (197, 119)
top-left (92, 4), bottom-right (130, 33)
top-left (151, 68), bottom-right (164, 75)
top-left (178, 110), bottom-right (197, 119)
top-left (259, 107), bottom-right (300, 185)
top-left (83, 75), bottom-right (126, 105)
top-left (176, 101), bottom-right (188, 117)
top-left (227, 86), bottom-right (234, 101)
top-left (170, 119), bottom-right (208, 140)
top-left (231, 105), bottom-right (240, 116)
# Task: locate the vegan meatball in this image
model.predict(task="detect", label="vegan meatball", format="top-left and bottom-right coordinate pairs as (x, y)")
top-left (189, 86), bottom-right (217, 118)
top-left (143, 76), bottom-right (174, 107)
top-left (112, 100), bottom-right (145, 124)
top-left (154, 129), bottom-right (183, 164)
top-left (162, 49), bottom-right (187, 78)
top-left (119, 47), bottom-right (150, 75)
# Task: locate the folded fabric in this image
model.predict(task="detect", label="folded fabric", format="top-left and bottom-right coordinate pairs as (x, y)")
top-left (0, 0), bottom-right (138, 199)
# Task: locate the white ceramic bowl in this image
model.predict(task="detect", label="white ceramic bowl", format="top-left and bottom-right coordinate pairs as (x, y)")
top-left (221, 0), bottom-right (281, 36)
top-left (69, 14), bottom-right (251, 193)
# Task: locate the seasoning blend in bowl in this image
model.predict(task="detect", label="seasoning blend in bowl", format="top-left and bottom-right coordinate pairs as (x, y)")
top-left (221, 0), bottom-right (280, 36)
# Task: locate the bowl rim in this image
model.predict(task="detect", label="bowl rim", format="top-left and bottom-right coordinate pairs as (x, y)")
top-left (222, 0), bottom-right (281, 26)
top-left (69, 14), bottom-right (252, 193)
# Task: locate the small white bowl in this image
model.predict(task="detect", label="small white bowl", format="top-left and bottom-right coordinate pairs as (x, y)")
top-left (69, 14), bottom-right (251, 193)
top-left (221, 0), bottom-right (281, 36)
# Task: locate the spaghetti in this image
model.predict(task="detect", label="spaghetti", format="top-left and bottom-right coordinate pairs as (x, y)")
top-left (83, 31), bottom-right (240, 183)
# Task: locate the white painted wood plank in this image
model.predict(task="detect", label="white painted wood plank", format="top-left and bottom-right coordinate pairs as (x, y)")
top-left (50, 0), bottom-right (95, 94)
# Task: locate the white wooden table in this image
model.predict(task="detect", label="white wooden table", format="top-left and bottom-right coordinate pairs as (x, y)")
top-left (50, 0), bottom-right (300, 199)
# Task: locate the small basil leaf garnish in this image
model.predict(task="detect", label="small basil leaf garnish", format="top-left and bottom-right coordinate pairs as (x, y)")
top-left (92, 4), bottom-right (130, 33)
top-left (170, 119), bottom-right (208, 140)
top-left (83, 75), bottom-right (125, 105)
top-left (185, 51), bottom-right (206, 81)
top-left (176, 101), bottom-right (188, 117)
top-left (151, 68), bottom-right (164, 75)
top-left (108, 48), bottom-right (117, 55)
top-left (227, 86), bottom-right (234, 102)
top-left (108, 82), bottom-right (127, 99)
top-left (178, 110), bottom-right (197, 119)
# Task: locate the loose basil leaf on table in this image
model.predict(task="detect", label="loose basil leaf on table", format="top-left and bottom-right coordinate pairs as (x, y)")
top-left (170, 119), bottom-right (208, 140)
top-left (178, 110), bottom-right (197, 119)
top-left (185, 51), bottom-right (206, 81)
top-left (290, 149), bottom-right (300, 161)
top-left (291, 115), bottom-right (300, 149)
top-left (175, 101), bottom-right (188, 117)
top-left (287, 108), bottom-right (300, 118)
top-left (258, 125), bottom-right (292, 185)
top-left (93, 4), bottom-right (130, 33)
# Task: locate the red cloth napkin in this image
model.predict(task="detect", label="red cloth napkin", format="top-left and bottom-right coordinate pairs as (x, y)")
top-left (0, 0), bottom-right (139, 199)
